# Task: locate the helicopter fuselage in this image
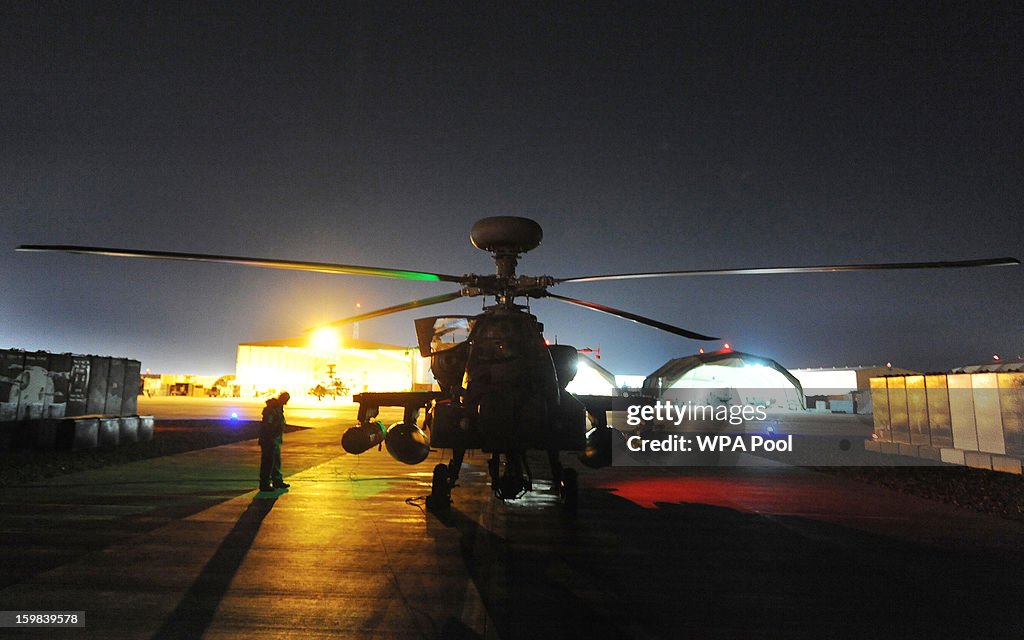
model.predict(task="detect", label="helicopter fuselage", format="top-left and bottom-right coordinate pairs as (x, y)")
top-left (342, 304), bottom-right (590, 465)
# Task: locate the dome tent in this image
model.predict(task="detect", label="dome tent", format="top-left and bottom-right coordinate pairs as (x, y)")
top-left (566, 355), bottom-right (618, 396)
top-left (643, 349), bottom-right (805, 412)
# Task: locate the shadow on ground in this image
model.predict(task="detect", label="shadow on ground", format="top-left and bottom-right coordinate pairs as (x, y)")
top-left (153, 495), bottom-right (279, 639)
top-left (428, 487), bottom-right (1023, 639)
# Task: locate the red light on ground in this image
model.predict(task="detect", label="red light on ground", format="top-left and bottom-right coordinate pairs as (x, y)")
top-left (723, 342), bottom-right (731, 350)
top-left (699, 348), bottom-right (704, 354)
top-left (993, 354), bottom-right (1000, 361)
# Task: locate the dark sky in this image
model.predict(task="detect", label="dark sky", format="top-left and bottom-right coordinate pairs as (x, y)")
top-left (3, 2), bottom-right (1021, 375)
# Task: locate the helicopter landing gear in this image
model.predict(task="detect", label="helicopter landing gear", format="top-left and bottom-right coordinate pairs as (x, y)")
top-left (447, 448), bottom-right (466, 488)
top-left (489, 452), bottom-right (532, 500)
top-left (425, 463), bottom-right (451, 512)
top-left (558, 468), bottom-right (578, 512)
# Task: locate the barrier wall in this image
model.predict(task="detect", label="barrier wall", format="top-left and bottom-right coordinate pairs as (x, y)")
top-left (0, 349), bottom-right (141, 421)
top-left (869, 372), bottom-right (1024, 473)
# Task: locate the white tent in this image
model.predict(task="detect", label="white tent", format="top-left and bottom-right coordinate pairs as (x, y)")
top-left (643, 349), bottom-right (805, 412)
top-left (566, 356), bottom-right (617, 396)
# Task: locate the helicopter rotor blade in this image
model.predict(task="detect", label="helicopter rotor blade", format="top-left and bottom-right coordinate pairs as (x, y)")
top-left (544, 292), bottom-right (717, 341)
top-left (556, 256), bottom-right (1020, 284)
top-left (308, 291), bottom-right (467, 330)
top-left (16, 245), bottom-right (467, 283)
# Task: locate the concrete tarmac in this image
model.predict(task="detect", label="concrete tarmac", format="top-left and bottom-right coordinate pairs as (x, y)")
top-left (1, 401), bottom-right (1021, 639)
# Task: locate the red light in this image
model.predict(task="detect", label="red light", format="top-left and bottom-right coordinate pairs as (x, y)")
top-left (994, 354), bottom-right (1000, 361)
top-left (723, 342), bottom-right (731, 350)
top-left (699, 348), bottom-right (704, 354)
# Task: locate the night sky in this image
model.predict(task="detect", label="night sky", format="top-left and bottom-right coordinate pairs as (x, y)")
top-left (3, 2), bottom-right (1021, 376)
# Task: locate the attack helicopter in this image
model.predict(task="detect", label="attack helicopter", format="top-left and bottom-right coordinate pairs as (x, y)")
top-left (18, 217), bottom-right (1019, 510)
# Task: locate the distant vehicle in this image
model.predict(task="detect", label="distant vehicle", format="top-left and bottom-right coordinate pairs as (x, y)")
top-left (169, 382), bottom-right (200, 397)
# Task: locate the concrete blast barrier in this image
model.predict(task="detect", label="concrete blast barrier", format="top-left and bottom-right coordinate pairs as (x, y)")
top-left (947, 374), bottom-right (979, 451)
top-left (46, 352), bottom-right (71, 419)
top-left (86, 357), bottom-right (110, 415)
top-left (999, 372), bottom-right (1024, 456)
top-left (57, 418), bottom-right (99, 451)
top-left (870, 378), bottom-right (891, 442)
top-left (887, 377), bottom-right (910, 444)
top-left (925, 375), bottom-right (954, 448)
top-left (0, 350), bottom-right (146, 453)
top-left (118, 416), bottom-right (139, 444)
top-left (98, 417), bottom-right (120, 448)
top-left (120, 360), bottom-right (141, 415)
top-left (104, 359), bottom-right (125, 415)
top-left (906, 375), bottom-right (930, 446)
top-left (0, 350), bottom-right (25, 421)
top-left (138, 416), bottom-right (155, 442)
top-left (971, 373), bottom-right (1005, 455)
top-left (872, 372), bottom-right (1023, 474)
top-left (1, 350), bottom-right (142, 425)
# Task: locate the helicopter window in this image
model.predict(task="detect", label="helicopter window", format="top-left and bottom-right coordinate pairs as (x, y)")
top-left (468, 316), bottom-right (535, 362)
top-left (429, 317), bottom-right (474, 354)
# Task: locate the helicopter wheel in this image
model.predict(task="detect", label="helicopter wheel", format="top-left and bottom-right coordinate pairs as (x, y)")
top-left (487, 455), bottom-right (500, 491)
top-left (426, 463), bottom-right (451, 512)
top-left (559, 468), bottom-right (578, 512)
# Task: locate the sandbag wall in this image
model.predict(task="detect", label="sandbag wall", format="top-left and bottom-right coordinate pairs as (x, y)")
top-left (867, 373), bottom-right (1024, 473)
top-left (0, 349), bottom-right (142, 421)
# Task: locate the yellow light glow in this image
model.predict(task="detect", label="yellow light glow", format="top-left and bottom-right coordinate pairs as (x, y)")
top-left (310, 327), bottom-right (341, 353)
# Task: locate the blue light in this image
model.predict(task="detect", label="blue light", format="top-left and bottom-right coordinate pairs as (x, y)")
top-left (230, 412), bottom-right (238, 420)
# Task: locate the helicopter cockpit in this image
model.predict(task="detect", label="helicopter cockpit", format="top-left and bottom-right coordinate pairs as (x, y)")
top-left (414, 316), bottom-right (475, 357)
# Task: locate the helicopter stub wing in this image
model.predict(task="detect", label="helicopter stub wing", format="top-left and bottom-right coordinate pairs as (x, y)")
top-left (544, 292), bottom-right (717, 341)
top-left (16, 245), bottom-right (468, 283)
top-left (555, 256), bottom-right (1020, 284)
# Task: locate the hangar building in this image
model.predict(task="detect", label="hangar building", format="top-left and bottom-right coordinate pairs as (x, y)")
top-left (789, 365), bottom-right (918, 413)
top-left (235, 336), bottom-right (430, 399)
top-left (790, 365), bottom-right (917, 395)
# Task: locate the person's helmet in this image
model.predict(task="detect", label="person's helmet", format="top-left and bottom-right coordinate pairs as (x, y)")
top-left (278, 391), bottom-right (291, 403)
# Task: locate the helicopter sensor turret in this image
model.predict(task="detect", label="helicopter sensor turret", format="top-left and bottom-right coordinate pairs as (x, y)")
top-left (470, 216), bottom-right (543, 255)
top-left (470, 216), bottom-right (543, 281)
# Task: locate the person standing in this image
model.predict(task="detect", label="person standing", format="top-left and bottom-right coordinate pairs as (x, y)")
top-left (259, 391), bottom-right (291, 491)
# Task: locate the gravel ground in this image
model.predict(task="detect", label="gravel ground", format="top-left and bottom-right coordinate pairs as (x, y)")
top-left (768, 436), bottom-right (1024, 522)
top-left (816, 463), bottom-right (1024, 522)
top-left (0, 419), bottom-right (306, 488)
